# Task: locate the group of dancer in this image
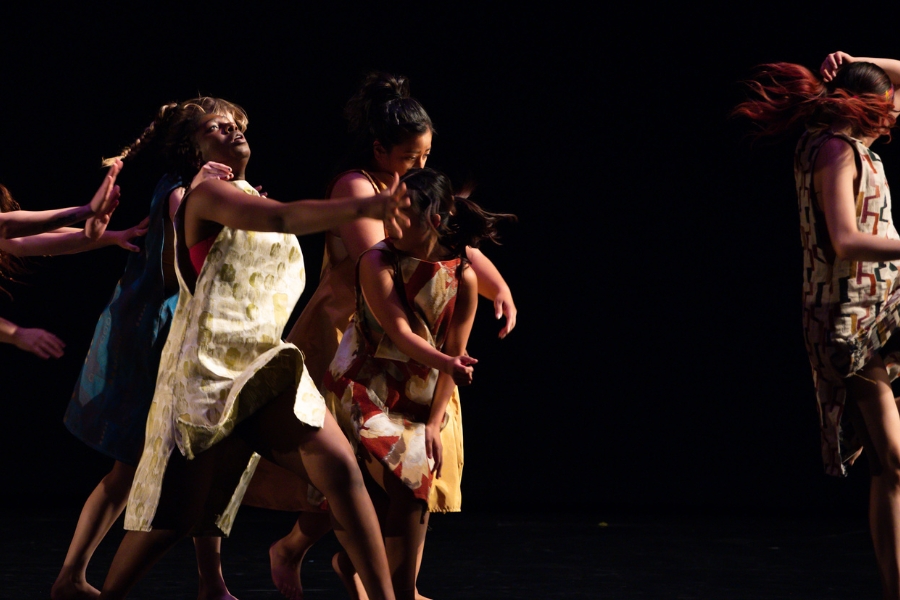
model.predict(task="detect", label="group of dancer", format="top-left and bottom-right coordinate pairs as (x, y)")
top-left (736, 52), bottom-right (900, 599)
top-left (1, 73), bottom-right (517, 600)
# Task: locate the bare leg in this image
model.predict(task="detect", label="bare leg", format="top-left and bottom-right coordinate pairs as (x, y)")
top-left (238, 394), bottom-right (394, 600)
top-left (195, 536), bottom-right (237, 600)
top-left (269, 511), bottom-right (332, 600)
top-left (98, 529), bottom-right (184, 600)
top-left (848, 355), bottom-right (900, 600)
top-left (51, 461), bottom-right (136, 600)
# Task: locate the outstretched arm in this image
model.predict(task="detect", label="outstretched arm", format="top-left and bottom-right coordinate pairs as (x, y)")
top-left (358, 249), bottom-right (477, 385)
top-left (821, 51), bottom-right (900, 86)
top-left (0, 160), bottom-right (122, 240)
top-left (0, 316), bottom-right (65, 359)
top-left (466, 247), bottom-right (517, 338)
top-left (0, 217), bottom-right (149, 257)
top-left (184, 174), bottom-right (409, 246)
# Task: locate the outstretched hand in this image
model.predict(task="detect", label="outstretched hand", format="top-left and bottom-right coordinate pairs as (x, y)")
top-left (106, 216), bottom-right (150, 252)
top-left (445, 355), bottom-right (478, 386)
top-left (190, 161), bottom-right (233, 189)
top-left (375, 173), bottom-right (411, 239)
top-left (84, 209), bottom-right (115, 241)
top-left (88, 159), bottom-right (123, 222)
top-left (821, 51), bottom-right (854, 82)
top-left (14, 327), bottom-right (65, 359)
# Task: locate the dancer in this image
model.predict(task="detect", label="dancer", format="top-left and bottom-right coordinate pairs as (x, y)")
top-left (1, 163), bottom-right (141, 361)
top-left (324, 167), bottom-right (513, 600)
top-left (735, 51), bottom-right (900, 599)
top-left (96, 96), bottom-right (404, 600)
top-left (54, 111), bottom-right (235, 599)
top-left (256, 72), bottom-right (517, 600)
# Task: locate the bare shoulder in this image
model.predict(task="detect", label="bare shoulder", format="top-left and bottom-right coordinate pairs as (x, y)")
top-left (815, 136), bottom-right (857, 171)
top-left (460, 262), bottom-right (478, 290)
top-left (331, 172), bottom-right (378, 199)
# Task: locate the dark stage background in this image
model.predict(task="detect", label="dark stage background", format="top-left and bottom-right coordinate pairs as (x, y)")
top-left (0, 3), bottom-right (891, 521)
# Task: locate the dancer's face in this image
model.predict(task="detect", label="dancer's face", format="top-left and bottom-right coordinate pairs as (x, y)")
top-left (193, 113), bottom-right (250, 167)
top-left (373, 130), bottom-right (432, 176)
top-left (387, 204), bottom-right (440, 258)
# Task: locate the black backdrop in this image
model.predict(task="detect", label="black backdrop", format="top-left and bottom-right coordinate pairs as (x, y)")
top-left (0, 2), bottom-right (890, 517)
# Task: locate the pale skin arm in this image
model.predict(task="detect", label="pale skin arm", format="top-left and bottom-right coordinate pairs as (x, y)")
top-left (425, 265), bottom-right (478, 478)
top-left (0, 218), bottom-right (149, 257)
top-left (358, 249), bottom-right (477, 385)
top-left (466, 247), bottom-right (517, 338)
top-left (821, 52), bottom-right (900, 85)
top-left (0, 160), bottom-right (122, 240)
top-left (335, 173), bottom-right (518, 338)
top-left (0, 316), bottom-right (65, 359)
top-left (184, 175), bottom-right (409, 246)
top-left (815, 137), bottom-right (900, 261)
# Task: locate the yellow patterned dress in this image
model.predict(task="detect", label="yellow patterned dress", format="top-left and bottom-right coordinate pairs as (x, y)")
top-left (797, 131), bottom-right (900, 476)
top-left (125, 180), bottom-right (325, 535)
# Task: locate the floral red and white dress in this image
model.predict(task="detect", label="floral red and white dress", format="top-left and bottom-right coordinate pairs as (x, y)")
top-left (325, 240), bottom-right (462, 501)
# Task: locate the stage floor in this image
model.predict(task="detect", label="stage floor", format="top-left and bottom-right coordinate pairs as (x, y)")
top-left (2, 506), bottom-right (881, 599)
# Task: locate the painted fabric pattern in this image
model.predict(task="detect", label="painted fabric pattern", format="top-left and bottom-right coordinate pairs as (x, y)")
top-left (325, 240), bottom-right (462, 502)
top-left (125, 180), bottom-right (324, 535)
top-left (797, 131), bottom-right (900, 476)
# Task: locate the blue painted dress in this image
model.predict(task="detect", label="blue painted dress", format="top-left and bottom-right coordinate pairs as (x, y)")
top-left (65, 174), bottom-right (182, 465)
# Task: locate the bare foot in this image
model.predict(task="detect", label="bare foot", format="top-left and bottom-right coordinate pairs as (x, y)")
top-left (50, 573), bottom-right (101, 600)
top-left (270, 540), bottom-right (304, 600)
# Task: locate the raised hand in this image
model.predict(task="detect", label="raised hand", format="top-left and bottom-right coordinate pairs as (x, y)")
top-left (88, 159), bottom-right (123, 219)
top-left (821, 51), bottom-right (854, 82)
top-left (190, 161), bottom-right (233, 189)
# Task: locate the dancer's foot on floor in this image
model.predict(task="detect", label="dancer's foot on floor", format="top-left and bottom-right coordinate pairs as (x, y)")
top-left (51, 569), bottom-right (101, 600)
top-left (270, 540), bottom-right (304, 600)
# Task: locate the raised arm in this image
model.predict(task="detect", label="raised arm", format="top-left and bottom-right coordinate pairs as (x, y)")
top-left (821, 51), bottom-right (900, 85)
top-left (0, 160), bottom-right (122, 240)
top-left (816, 137), bottom-right (900, 261)
top-left (0, 316), bottom-right (65, 359)
top-left (358, 249), bottom-right (477, 384)
top-left (184, 175), bottom-right (408, 246)
top-left (466, 247), bottom-right (517, 338)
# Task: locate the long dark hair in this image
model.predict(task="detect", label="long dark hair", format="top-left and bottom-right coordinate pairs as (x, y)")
top-left (733, 61), bottom-right (895, 140)
top-left (341, 72), bottom-right (434, 170)
top-left (400, 168), bottom-right (516, 260)
top-left (104, 97), bottom-right (249, 183)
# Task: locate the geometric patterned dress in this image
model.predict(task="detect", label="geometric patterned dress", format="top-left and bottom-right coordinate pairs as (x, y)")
top-left (796, 130), bottom-right (900, 476)
top-left (324, 240), bottom-right (462, 502)
top-left (124, 180), bottom-right (325, 535)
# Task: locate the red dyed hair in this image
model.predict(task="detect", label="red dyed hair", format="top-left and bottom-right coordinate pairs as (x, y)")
top-left (733, 62), bottom-right (895, 140)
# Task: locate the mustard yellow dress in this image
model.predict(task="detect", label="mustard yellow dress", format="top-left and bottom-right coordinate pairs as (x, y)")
top-left (243, 170), bottom-right (464, 512)
top-left (124, 181), bottom-right (325, 535)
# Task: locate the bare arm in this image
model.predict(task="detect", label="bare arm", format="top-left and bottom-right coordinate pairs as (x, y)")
top-left (0, 160), bottom-right (122, 240)
top-left (184, 176), bottom-right (408, 246)
top-left (821, 52), bottom-right (900, 85)
top-left (467, 247), bottom-right (517, 338)
top-left (333, 173), bottom-right (390, 260)
top-left (0, 316), bottom-right (65, 359)
top-left (816, 137), bottom-right (900, 261)
top-left (358, 249), bottom-right (476, 383)
top-left (426, 265), bottom-right (478, 477)
top-left (0, 218), bottom-right (149, 257)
